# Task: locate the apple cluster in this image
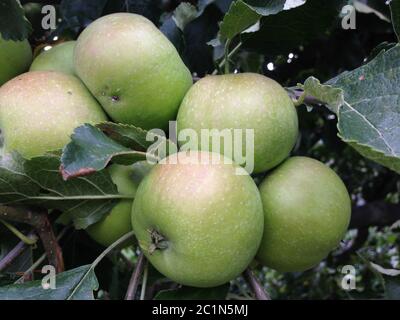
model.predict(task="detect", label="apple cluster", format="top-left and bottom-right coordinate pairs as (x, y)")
top-left (0, 13), bottom-right (351, 288)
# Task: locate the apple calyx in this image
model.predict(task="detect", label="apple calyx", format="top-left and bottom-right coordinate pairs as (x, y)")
top-left (148, 229), bottom-right (168, 254)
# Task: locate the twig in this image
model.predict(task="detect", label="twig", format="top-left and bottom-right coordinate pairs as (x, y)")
top-left (33, 212), bottom-right (64, 273)
top-left (125, 252), bottom-right (146, 300)
top-left (140, 261), bottom-right (149, 300)
top-left (0, 206), bottom-right (64, 273)
top-left (212, 41), bottom-right (243, 75)
top-left (243, 268), bottom-right (271, 300)
top-left (287, 89), bottom-right (325, 107)
top-left (0, 219), bottom-right (37, 245)
top-left (15, 226), bottom-right (70, 284)
top-left (0, 232), bottom-right (38, 272)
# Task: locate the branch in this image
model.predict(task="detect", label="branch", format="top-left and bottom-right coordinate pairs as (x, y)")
top-left (34, 212), bottom-right (64, 273)
top-left (0, 231), bottom-right (38, 272)
top-left (0, 206), bottom-right (64, 273)
top-left (243, 268), bottom-right (271, 300)
top-left (287, 89), bottom-right (325, 107)
top-left (125, 252), bottom-right (146, 300)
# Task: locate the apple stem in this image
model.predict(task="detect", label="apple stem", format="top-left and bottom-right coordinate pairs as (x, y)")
top-left (243, 268), bottom-right (271, 300)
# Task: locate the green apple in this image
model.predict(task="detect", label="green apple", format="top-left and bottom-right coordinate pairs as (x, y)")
top-left (30, 41), bottom-right (76, 75)
top-left (257, 157), bottom-right (352, 272)
top-left (86, 162), bottom-right (153, 247)
top-left (177, 73), bottom-right (298, 174)
top-left (74, 13), bottom-right (193, 130)
top-left (132, 151), bottom-right (264, 288)
top-left (0, 36), bottom-right (32, 86)
top-left (86, 164), bottom-right (138, 247)
top-left (0, 71), bottom-right (107, 158)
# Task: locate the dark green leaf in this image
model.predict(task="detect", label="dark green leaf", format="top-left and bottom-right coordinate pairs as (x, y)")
top-left (219, 0), bottom-right (261, 41)
top-left (328, 45), bottom-right (400, 174)
top-left (0, 152), bottom-right (125, 229)
top-left (97, 122), bottom-right (176, 153)
top-left (0, 265), bottom-right (98, 300)
top-left (0, 0), bottom-right (32, 40)
top-left (154, 283), bottom-right (230, 300)
top-left (60, 124), bottom-right (149, 180)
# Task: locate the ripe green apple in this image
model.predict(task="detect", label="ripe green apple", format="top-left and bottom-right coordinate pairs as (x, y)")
top-left (177, 73), bottom-right (298, 174)
top-left (0, 36), bottom-right (32, 86)
top-left (74, 13), bottom-right (193, 130)
top-left (132, 151), bottom-right (264, 288)
top-left (257, 156), bottom-right (352, 272)
top-left (30, 41), bottom-right (76, 75)
top-left (86, 164), bottom-right (138, 247)
top-left (0, 71), bottom-right (107, 158)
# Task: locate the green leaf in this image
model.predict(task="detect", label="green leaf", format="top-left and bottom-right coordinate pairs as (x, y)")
top-left (0, 152), bottom-right (125, 229)
top-left (0, 0), bottom-right (32, 40)
top-left (328, 45), bottom-right (400, 174)
top-left (97, 122), bottom-right (176, 152)
top-left (0, 265), bottom-right (98, 300)
top-left (390, 0), bottom-right (400, 41)
top-left (154, 283), bottom-right (230, 300)
top-left (299, 76), bottom-right (344, 113)
top-left (60, 124), bottom-right (148, 180)
top-left (219, 0), bottom-right (261, 41)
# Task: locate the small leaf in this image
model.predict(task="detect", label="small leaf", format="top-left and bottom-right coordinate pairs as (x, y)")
top-left (0, 265), bottom-right (98, 300)
top-left (60, 124), bottom-right (148, 180)
top-left (219, 0), bottom-right (261, 41)
top-left (154, 283), bottom-right (230, 300)
top-left (299, 76), bottom-right (345, 113)
top-left (0, 0), bottom-right (32, 40)
top-left (390, 0), bottom-right (400, 41)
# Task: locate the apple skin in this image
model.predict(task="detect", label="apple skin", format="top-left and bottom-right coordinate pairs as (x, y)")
top-left (0, 71), bottom-right (107, 158)
top-left (0, 36), bottom-right (32, 86)
top-left (131, 151), bottom-right (264, 288)
top-left (177, 73), bottom-right (298, 174)
top-left (74, 13), bottom-right (193, 130)
top-left (86, 200), bottom-right (133, 247)
top-left (257, 157), bottom-right (351, 272)
top-left (87, 163), bottom-right (153, 247)
top-left (30, 41), bottom-right (76, 75)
